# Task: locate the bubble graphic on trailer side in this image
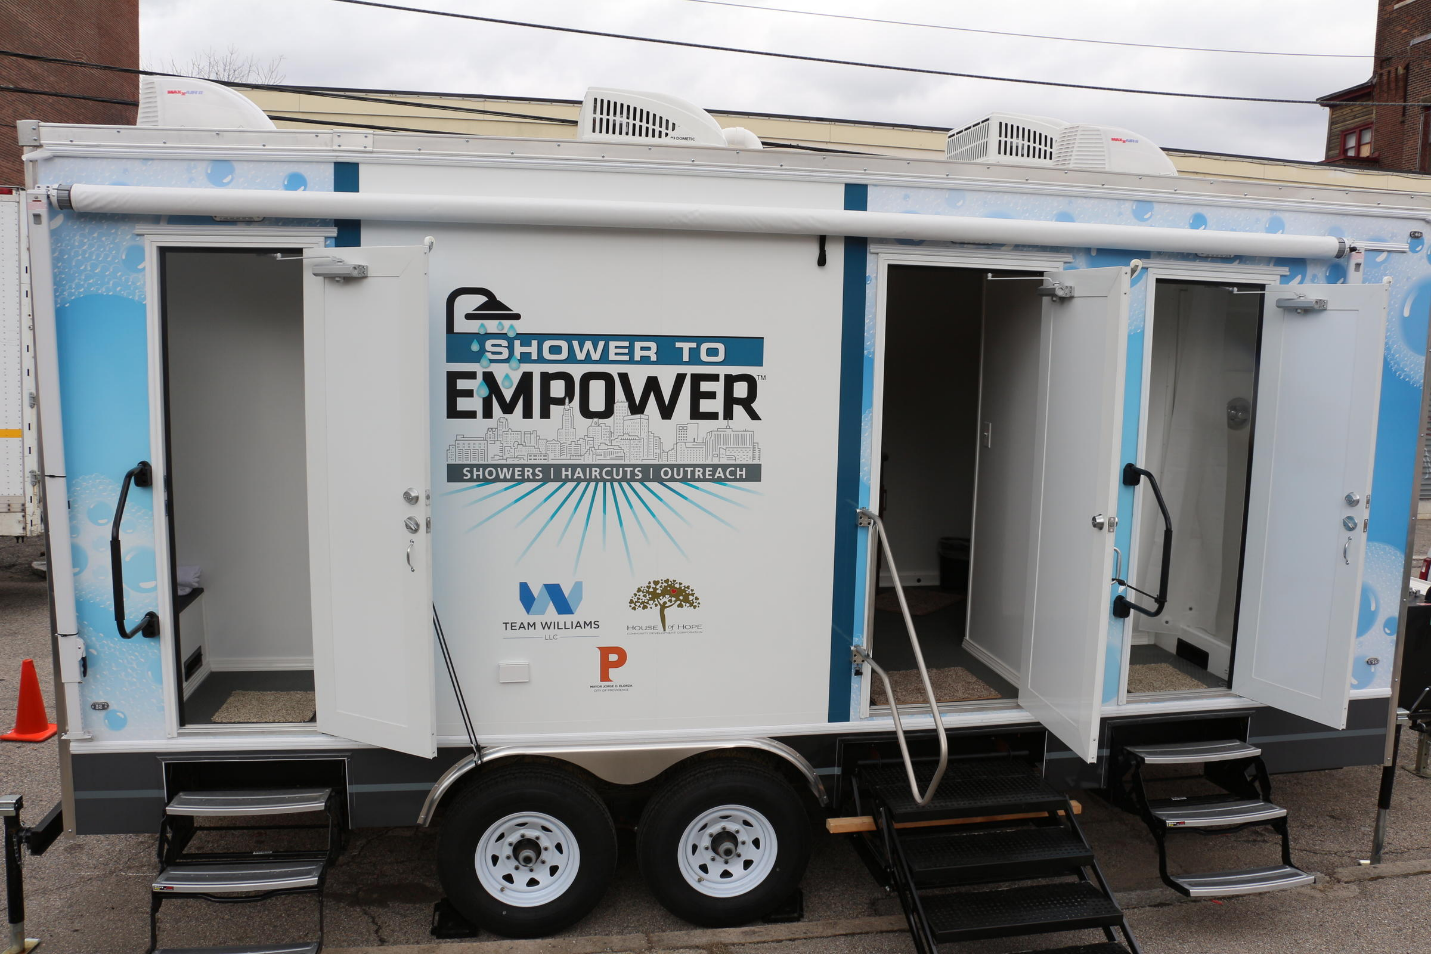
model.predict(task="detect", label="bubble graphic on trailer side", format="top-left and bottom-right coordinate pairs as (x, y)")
top-left (282, 172), bottom-right (309, 191)
top-left (88, 501), bottom-right (112, 526)
top-left (206, 160), bottom-right (236, 187)
top-left (103, 709), bottom-right (128, 731)
top-left (70, 542), bottom-right (88, 576)
top-left (1132, 201), bottom-right (1154, 222)
top-left (1188, 212), bottom-right (1208, 230)
top-left (1352, 541), bottom-right (1403, 690)
top-left (122, 545), bottom-right (158, 593)
top-left (1265, 216), bottom-right (1286, 234)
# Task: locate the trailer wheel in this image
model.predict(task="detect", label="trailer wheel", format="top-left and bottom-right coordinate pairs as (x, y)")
top-left (437, 766), bottom-right (616, 938)
top-left (637, 761), bottom-right (810, 926)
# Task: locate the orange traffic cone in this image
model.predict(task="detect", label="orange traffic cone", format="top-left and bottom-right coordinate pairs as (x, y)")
top-left (2, 659), bottom-right (57, 742)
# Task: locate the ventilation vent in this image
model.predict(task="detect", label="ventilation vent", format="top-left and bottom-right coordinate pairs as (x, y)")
top-left (578, 88), bottom-right (729, 147)
top-left (1053, 124), bottom-right (1178, 176)
top-left (136, 75), bottom-right (276, 130)
top-left (947, 113), bottom-right (1069, 164)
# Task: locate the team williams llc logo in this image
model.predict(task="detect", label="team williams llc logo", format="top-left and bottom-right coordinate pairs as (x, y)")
top-left (503, 582), bottom-right (599, 638)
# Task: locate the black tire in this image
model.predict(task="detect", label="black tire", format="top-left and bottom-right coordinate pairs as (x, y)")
top-left (637, 761), bottom-right (810, 927)
top-left (437, 765), bottom-right (616, 938)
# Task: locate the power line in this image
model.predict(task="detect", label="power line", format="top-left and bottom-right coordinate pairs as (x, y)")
top-left (0, 50), bottom-right (578, 125)
top-left (322, 0), bottom-right (1375, 107)
top-left (0, 85), bottom-right (137, 106)
top-left (674, 0), bottom-right (1371, 59)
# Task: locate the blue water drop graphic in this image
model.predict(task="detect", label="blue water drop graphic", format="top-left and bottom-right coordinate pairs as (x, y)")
top-left (496, 321), bottom-right (505, 332)
top-left (205, 160), bottom-right (236, 187)
top-left (1385, 614), bottom-right (1399, 637)
top-left (1357, 581), bottom-right (1378, 637)
top-left (509, 359), bottom-right (521, 371)
top-left (469, 339), bottom-right (482, 352)
top-left (87, 502), bottom-right (112, 526)
top-left (1412, 234), bottom-right (1426, 255)
top-left (1398, 277), bottom-right (1431, 356)
top-left (1265, 215), bottom-right (1286, 234)
top-left (1188, 212), bottom-right (1208, 230)
top-left (70, 542), bottom-right (88, 576)
top-left (476, 380), bottom-right (490, 398)
top-left (1325, 262), bottom-right (1347, 285)
top-left (506, 326), bottom-right (517, 338)
top-left (1053, 210), bottom-right (1076, 223)
top-left (120, 245), bottom-right (145, 273)
top-left (479, 356), bottom-right (491, 369)
top-left (501, 374), bottom-right (514, 388)
top-left (1132, 201), bottom-right (1154, 222)
top-left (476, 322), bottom-right (488, 335)
top-left (103, 709), bottom-right (128, 731)
top-left (282, 172), bottom-right (308, 191)
top-left (122, 546), bottom-right (157, 593)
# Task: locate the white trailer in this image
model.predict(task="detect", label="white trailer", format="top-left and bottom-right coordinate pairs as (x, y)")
top-left (9, 85), bottom-right (1429, 952)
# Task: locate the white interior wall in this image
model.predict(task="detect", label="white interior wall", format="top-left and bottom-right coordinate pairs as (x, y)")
top-left (1134, 282), bottom-right (1258, 677)
top-left (164, 251), bottom-right (312, 671)
top-left (963, 278), bottom-right (1044, 683)
top-left (878, 266), bottom-right (982, 584)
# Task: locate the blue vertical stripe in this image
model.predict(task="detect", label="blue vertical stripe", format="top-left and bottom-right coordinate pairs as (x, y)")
top-left (334, 161), bottom-right (360, 247)
top-left (828, 183), bottom-right (867, 722)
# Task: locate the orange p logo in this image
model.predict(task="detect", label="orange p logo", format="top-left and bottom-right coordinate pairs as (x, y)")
top-left (598, 646), bottom-right (627, 682)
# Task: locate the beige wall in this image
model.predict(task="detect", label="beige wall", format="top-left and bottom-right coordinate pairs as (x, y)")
top-left (244, 87), bottom-right (1431, 193)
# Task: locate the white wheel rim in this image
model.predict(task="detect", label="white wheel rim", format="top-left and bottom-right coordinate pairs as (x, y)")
top-left (676, 804), bottom-right (778, 898)
top-left (474, 811), bottom-right (581, 907)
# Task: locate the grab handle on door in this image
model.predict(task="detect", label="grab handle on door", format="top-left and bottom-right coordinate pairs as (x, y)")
top-left (111, 461), bottom-right (160, 639)
top-left (1113, 463), bottom-right (1172, 620)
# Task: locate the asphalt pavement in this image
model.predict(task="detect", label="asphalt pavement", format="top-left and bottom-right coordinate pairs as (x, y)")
top-left (3, 543), bottom-right (1431, 953)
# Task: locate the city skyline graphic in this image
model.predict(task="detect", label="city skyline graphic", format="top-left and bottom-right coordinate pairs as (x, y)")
top-left (443, 402), bottom-right (762, 575)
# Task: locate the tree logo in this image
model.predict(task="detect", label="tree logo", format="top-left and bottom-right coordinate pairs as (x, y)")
top-left (628, 579), bottom-right (700, 631)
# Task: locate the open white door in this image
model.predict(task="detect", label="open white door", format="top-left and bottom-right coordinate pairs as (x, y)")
top-left (1020, 267), bottom-right (1130, 762)
top-left (1232, 284), bottom-right (1387, 730)
top-left (305, 246), bottom-right (436, 758)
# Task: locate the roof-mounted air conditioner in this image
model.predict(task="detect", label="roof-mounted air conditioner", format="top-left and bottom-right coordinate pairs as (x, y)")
top-left (946, 112), bottom-right (1175, 176)
top-left (578, 88), bottom-right (761, 149)
top-left (137, 75), bottom-right (276, 130)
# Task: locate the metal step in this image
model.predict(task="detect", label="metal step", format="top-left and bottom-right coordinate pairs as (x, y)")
top-left (155, 948), bottom-right (317, 954)
top-left (922, 882), bottom-right (1124, 943)
top-left (1170, 864), bottom-right (1315, 898)
top-left (167, 789), bottom-right (332, 817)
top-left (1148, 795), bottom-right (1286, 828)
top-left (1125, 740), bottom-right (1260, 765)
top-left (864, 759), bottom-right (1067, 823)
top-left (1008, 945), bottom-right (1129, 954)
top-left (153, 860), bottom-right (325, 895)
top-left (902, 825), bottom-right (1094, 886)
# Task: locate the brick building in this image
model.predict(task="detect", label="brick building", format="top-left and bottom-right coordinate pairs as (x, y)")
top-left (0, 0), bottom-right (139, 186)
top-left (1319, 0), bottom-right (1431, 170)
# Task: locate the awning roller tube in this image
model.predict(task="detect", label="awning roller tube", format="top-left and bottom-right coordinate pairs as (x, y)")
top-left (57, 183), bottom-right (1347, 260)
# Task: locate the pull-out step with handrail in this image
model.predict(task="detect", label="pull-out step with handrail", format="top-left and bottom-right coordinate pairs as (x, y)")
top-left (148, 788), bottom-right (342, 954)
top-left (844, 755), bottom-right (1140, 954)
top-left (1108, 736), bottom-right (1313, 898)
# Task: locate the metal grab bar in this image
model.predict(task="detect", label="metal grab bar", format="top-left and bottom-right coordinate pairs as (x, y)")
top-left (1113, 462), bottom-right (1172, 620)
top-left (854, 508), bottom-right (948, 807)
top-left (111, 461), bottom-right (160, 639)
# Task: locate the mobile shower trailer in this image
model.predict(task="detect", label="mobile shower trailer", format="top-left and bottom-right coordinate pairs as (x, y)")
top-left (9, 93), bottom-right (1430, 943)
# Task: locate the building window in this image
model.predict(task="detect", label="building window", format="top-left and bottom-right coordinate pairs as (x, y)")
top-left (1342, 123), bottom-right (1373, 158)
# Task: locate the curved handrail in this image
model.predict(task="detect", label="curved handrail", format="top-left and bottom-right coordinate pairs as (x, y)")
top-left (855, 508), bottom-right (948, 808)
top-left (112, 461), bottom-right (160, 639)
top-left (1113, 463), bottom-right (1172, 620)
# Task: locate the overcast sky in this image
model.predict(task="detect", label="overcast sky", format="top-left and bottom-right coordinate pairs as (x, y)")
top-left (140, 0), bottom-right (1378, 160)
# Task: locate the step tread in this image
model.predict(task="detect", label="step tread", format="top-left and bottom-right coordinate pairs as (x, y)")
top-left (1148, 795), bottom-right (1285, 828)
top-left (1171, 864), bottom-right (1315, 897)
top-left (167, 789), bottom-right (332, 817)
top-left (923, 882), bottom-right (1123, 942)
top-left (1125, 740), bottom-right (1260, 764)
top-left (155, 945), bottom-right (319, 954)
top-left (153, 860), bottom-right (326, 894)
top-left (864, 759), bottom-right (1066, 822)
top-left (902, 825), bottom-right (1093, 884)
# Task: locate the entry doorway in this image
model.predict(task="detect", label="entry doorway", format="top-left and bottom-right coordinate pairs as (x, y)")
top-left (158, 247), bottom-right (315, 726)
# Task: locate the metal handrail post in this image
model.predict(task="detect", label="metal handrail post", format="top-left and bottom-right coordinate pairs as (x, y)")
top-left (1, 795), bottom-right (38, 954)
top-left (854, 508), bottom-right (948, 807)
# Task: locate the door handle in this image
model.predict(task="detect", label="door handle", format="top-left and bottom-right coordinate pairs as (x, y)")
top-left (1344, 537), bottom-right (1352, 566)
top-left (407, 541), bottom-right (416, 573)
top-left (112, 461), bottom-right (160, 639)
